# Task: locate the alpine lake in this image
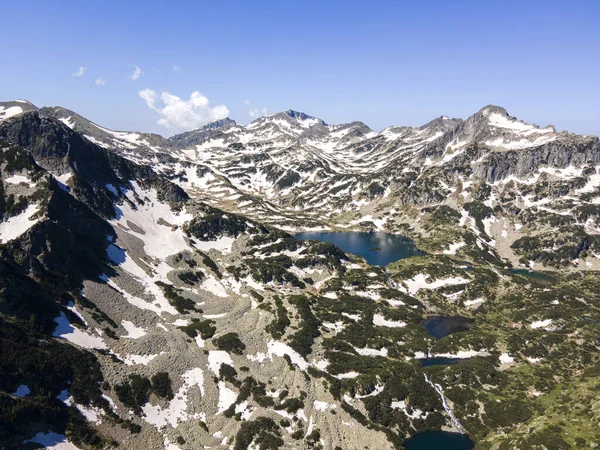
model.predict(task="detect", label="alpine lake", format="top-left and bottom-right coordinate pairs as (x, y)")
top-left (294, 231), bottom-right (425, 266)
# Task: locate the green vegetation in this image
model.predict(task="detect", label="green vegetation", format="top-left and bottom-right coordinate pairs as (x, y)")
top-left (177, 270), bottom-right (204, 285)
top-left (296, 241), bottom-right (347, 271)
top-left (5, 128), bottom-right (600, 449)
top-left (249, 290), bottom-right (264, 302)
top-left (234, 417), bottom-right (283, 450)
top-left (197, 251), bottom-right (222, 278)
top-left (114, 374), bottom-right (151, 413)
top-left (287, 295), bottom-right (320, 357)
top-left (266, 297), bottom-right (290, 339)
top-left (511, 226), bottom-right (599, 267)
top-left (179, 319), bottom-right (216, 339)
top-left (0, 143), bottom-right (33, 172)
top-left (463, 201), bottom-right (493, 233)
top-left (243, 256), bottom-right (305, 288)
top-left (4, 194), bottom-right (30, 217)
top-left (151, 372), bottom-right (173, 400)
top-left (0, 318), bottom-right (110, 447)
top-left (213, 332), bottom-right (246, 355)
top-left (185, 205), bottom-right (267, 241)
top-left (155, 281), bottom-right (200, 314)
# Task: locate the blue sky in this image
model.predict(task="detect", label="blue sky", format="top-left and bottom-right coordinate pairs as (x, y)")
top-left (2, 0), bottom-right (599, 136)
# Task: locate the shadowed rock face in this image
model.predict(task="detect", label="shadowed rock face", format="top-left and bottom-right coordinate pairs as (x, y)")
top-left (0, 110), bottom-right (121, 182)
top-left (0, 111), bottom-right (189, 215)
top-left (168, 117), bottom-right (238, 148)
top-left (472, 137), bottom-right (600, 183)
top-left (41, 105), bottom-right (173, 151)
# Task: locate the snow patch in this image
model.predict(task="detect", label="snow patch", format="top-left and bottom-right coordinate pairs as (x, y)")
top-left (59, 116), bottom-right (75, 129)
top-left (123, 353), bottom-right (160, 365)
top-left (208, 350), bottom-right (234, 375)
top-left (52, 313), bottom-right (107, 349)
top-left (354, 346), bottom-right (388, 357)
top-left (313, 400), bottom-right (336, 411)
top-left (400, 273), bottom-right (471, 296)
top-left (121, 320), bottom-right (146, 339)
top-left (0, 203), bottom-right (41, 243)
top-left (13, 384), bottom-right (31, 397)
top-left (247, 340), bottom-right (309, 371)
top-left (22, 432), bottom-right (80, 450)
top-left (530, 319), bottom-right (552, 329)
top-left (192, 236), bottom-right (235, 254)
top-left (111, 181), bottom-right (193, 260)
top-left (372, 313), bottom-right (406, 328)
top-left (443, 242), bottom-right (465, 255)
top-left (0, 105), bottom-right (24, 121)
top-left (217, 381), bottom-right (238, 414)
top-left (5, 174), bottom-right (34, 186)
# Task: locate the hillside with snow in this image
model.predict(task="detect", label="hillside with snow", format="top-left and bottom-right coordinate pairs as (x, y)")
top-left (29, 101), bottom-right (600, 270)
top-left (0, 102), bottom-right (599, 450)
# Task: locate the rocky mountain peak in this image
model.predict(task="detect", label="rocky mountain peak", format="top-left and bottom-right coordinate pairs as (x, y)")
top-left (478, 104), bottom-right (509, 117)
top-left (418, 115), bottom-right (463, 133)
top-left (443, 104), bottom-right (559, 150)
top-left (283, 109), bottom-right (315, 121)
top-left (199, 117), bottom-right (237, 131)
top-left (263, 109), bottom-right (328, 128)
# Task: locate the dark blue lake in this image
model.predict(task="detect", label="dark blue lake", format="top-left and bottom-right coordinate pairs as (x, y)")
top-left (508, 268), bottom-right (554, 283)
top-left (424, 316), bottom-right (472, 339)
top-left (294, 232), bottom-right (424, 266)
top-left (404, 431), bottom-right (474, 450)
top-left (420, 357), bottom-right (463, 367)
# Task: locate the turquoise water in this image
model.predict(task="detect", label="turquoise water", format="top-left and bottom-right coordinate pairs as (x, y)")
top-left (404, 431), bottom-right (474, 450)
top-left (294, 231), bottom-right (424, 266)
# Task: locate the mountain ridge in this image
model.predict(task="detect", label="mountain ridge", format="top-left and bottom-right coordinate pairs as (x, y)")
top-left (2, 100), bottom-right (582, 142)
top-left (5, 99), bottom-right (597, 270)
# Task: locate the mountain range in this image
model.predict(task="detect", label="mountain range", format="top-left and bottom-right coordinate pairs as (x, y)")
top-left (28, 100), bottom-right (600, 269)
top-left (0, 100), bottom-right (599, 449)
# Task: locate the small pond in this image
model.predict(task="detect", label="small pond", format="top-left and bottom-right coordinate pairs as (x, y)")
top-left (404, 431), bottom-right (474, 450)
top-left (294, 231), bottom-right (424, 266)
top-left (424, 316), bottom-right (472, 339)
top-left (508, 268), bottom-right (555, 283)
top-left (420, 357), bottom-right (463, 367)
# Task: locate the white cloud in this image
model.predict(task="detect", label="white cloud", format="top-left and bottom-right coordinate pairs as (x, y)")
top-left (173, 64), bottom-right (182, 72)
top-left (139, 89), bottom-right (230, 132)
top-left (243, 99), bottom-right (251, 105)
top-left (249, 107), bottom-right (267, 118)
top-left (129, 65), bottom-right (142, 80)
top-left (95, 78), bottom-right (106, 87)
top-left (73, 66), bottom-right (86, 77)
